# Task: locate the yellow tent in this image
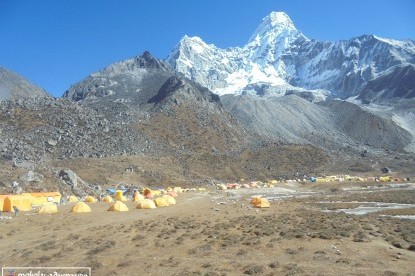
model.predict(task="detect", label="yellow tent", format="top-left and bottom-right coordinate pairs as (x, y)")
top-left (132, 193), bottom-right (145, 202)
top-left (162, 195), bottom-right (176, 205)
top-left (154, 197), bottom-right (169, 207)
top-left (3, 195), bottom-right (32, 212)
top-left (84, 196), bottom-right (97, 203)
top-left (136, 199), bottom-right (156, 209)
top-left (29, 192), bottom-right (61, 206)
top-left (108, 201), bottom-right (129, 212)
top-left (380, 176), bottom-right (392, 182)
top-left (68, 195), bottom-right (79, 202)
top-left (173, 187), bottom-right (183, 193)
top-left (37, 204), bottom-right (58, 214)
top-left (250, 196), bottom-right (262, 205)
top-left (71, 202), bottom-right (91, 213)
top-left (252, 197), bottom-right (270, 208)
top-left (115, 190), bottom-right (127, 201)
top-left (102, 195), bottom-right (114, 203)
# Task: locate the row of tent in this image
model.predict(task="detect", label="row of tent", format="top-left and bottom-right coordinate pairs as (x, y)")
top-left (0, 192), bottom-right (61, 212)
top-left (1, 186), bottom-right (192, 213)
top-left (68, 196), bottom-right (177, 213)
top-left (310, 175), bottom-right (408, 183)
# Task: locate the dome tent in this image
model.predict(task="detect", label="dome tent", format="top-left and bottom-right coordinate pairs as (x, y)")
top-left (162, 195), bottom-right (176, 205)
top-left (115, 190), bottom-right (127, 201)
top-left (38, 204), bottom-right (58, 214)
top-left (68, 195), bottom-right (79, 202)
top-left (108, 201), bottom-right (129, 212)
top-left (71, 202), bottom-right (92, 213)
top-left (136, 199), bottom-right (156, 209)
top-left (102, 195), bottom-right (114, 203)
top-left (251, 196), bottom-right (270, 208)
top-left (154, 197), bottom-right (169, 207)
top-left (132, 193), bottom-right (145, 202)
top-left (84, 196), bottom-right (97, 203)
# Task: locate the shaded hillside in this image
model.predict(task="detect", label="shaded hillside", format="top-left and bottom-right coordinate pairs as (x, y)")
top-left (320, 101), bottom-right (412, 151)
top-left (0, 67), bottom-right (49, 100)
top-left (358, 65), bottom-right (415, 104)
top-left (221, 94), bottom-right (412, 153)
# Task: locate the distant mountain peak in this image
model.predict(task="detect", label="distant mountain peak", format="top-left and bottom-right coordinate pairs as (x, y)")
top-left (134, 51), bottom-right (168, 69)
top-left (266, 11), bottom-right (294, 26)
top-left (248, 11), bottom-right (301, 43)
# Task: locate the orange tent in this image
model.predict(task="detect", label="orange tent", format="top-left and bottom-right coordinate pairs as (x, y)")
top-left (142, 188), bottom-right (153, 199)
top-left (0, 195), bottom-right (8, 211)
top-left (251, 197), bottom-right (270, 208)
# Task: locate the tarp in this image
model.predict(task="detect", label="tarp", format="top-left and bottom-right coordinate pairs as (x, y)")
top-left (108, 201), bottom-right (129, 212)
top-left (154, 197), bottom-right (169, 207)
top-left (71, 202), bottom-right (91, 213)
top-left (136, 199), bottom-right (156, 209)
top-left (37, 204), bottom-right (58, 214)
top-left (3, 195), bottom-right (32, 212)
top-left (106, 188), bottom-right (116, 194)
top-left (84, 196), bottom-right (97, 203)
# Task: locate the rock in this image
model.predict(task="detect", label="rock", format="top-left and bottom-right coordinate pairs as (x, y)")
top-left (19, 170), bottom-right (43, 182)
top-left (352, 231), bottom-right (371, 242)
top-left (59, 169), bottom-right (78, 187)
top-left (47, 139), bottom-right (57, 146)
top-left (381, 167), bottom-right (391, 173)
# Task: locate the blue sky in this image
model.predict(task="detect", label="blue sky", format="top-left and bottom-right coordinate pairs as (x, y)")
top-left (1, 0), bottom-right (414, 97)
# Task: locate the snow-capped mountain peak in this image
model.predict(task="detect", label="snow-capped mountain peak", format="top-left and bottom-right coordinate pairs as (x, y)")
top-left (167, 11), bottom-right (415, 102)
top-left (248, 11), bottom-right (299, 43)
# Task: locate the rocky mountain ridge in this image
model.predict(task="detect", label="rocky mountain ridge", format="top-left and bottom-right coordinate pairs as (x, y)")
top-left (0, 67), bottom-right (50, 100)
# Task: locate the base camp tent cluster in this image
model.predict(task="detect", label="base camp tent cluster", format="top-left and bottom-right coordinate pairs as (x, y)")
top-left (0, 186), bottom-right (188, 214)
top-left (0, 192), bottom-right (62, 212)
